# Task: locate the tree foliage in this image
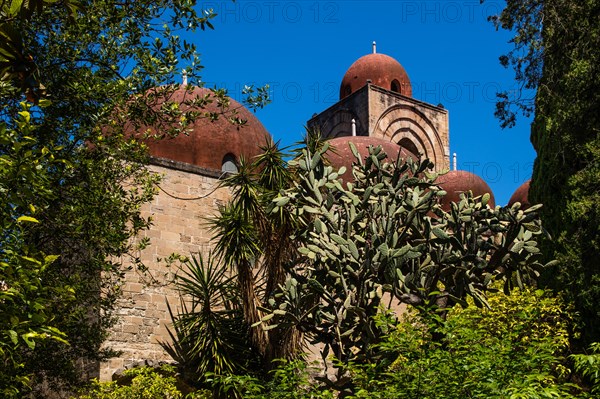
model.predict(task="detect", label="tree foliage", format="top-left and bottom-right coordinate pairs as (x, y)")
top-left (530, 0), bottom-right (600, 346)
top-left (1, 0), bottom-right (268, 396)
top-left (0, 103), bottom-right (70, 397)
top-left (487, 0), bottom-right (544, 129)
top-left (489, 0), bottom-right (600, 344)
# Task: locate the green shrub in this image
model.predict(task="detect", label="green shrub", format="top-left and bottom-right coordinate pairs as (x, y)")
top-left (572, 342), bottom-right (600, 395)
top-left (256, 359), bottom-right (333, 399)
top-left (191, 287), bottom-right (587, 397)
top-left (209, 359), bottom-right (333, 399)
top-left (347, 288), bottom-right (589, 398)
top-left (73, 365), bottom-right (208, 399)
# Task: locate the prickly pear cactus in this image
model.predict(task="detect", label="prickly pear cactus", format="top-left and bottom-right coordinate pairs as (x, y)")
top-left (258, 141), bottom-right (551, 374)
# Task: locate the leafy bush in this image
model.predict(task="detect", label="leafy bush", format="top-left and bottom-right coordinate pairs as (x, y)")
top-left (572, 342), bottom-right (600, 395)
top-left (158, 282), bottom-right (594, 398)
top-left (347, 287), bottom-right (589, 398)
top-left (201, 359), bottom-right (334, 399)
top-left (254, 359), bottom-right (332, 399)
top-left (73, 365), bottom-right (208, 399)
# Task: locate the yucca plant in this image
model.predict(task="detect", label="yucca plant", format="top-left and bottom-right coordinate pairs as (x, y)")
top-left (161, 254), bottom-right (259, 388)
top-left (210, 138), bottom-right (306, 364)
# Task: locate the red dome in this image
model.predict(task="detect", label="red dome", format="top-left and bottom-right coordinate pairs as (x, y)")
top-left (508, 180), bottom-right (531, 209)
top-left (130, 86), bottom-right (270, 171)
top-left (325, 136), bottom-right (417, 180)
top-left (437, 170), bottom-right (495, 211)
top-left (340, 53), bottom-right (412, 99)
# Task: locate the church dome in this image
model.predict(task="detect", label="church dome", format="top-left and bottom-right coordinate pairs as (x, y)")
top-left (508, 180), bottom-right (531, 209)
top-left (131, 86), bottom-right (270, 172)
top-left (340, 52), bottom-right (412, 99)
top-left (437, 170), bottom-right (495, 211)
top-left (325, 136), bottom-right (417, 180)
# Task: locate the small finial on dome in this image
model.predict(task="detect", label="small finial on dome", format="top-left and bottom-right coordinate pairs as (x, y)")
top-left (351, 119), bottom-right (357, 136)
top-left (182, 69), bottom-right (188, 86)
top-left (453, 153), bottom-right (457, 171)
top-left (372, 41), bottom-right (377, 54)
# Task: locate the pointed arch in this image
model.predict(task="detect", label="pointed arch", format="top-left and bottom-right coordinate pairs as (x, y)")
top-left (373, 104), bottom-right (447, 169)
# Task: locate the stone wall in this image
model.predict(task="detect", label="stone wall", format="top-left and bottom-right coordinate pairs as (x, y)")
top-left (100, 158), bottom-right (231, 381)
top-left (307, 85), bottom-right (370, 138)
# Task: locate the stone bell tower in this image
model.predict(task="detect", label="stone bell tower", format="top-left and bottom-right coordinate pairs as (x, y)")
top-left (308, 42), bottom-right (450, 170)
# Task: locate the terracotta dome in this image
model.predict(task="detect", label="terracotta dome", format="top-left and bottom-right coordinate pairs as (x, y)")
top-left (340, 53), bottom-right (412, 100)
top-left (325, 136), bottom-right (417, 180)
top-left (437, 170), bottom-right (495, 211)
top-left (130, 86), bottom-right (270, 171)
top-left (508, 180), bottom-right (531, 209)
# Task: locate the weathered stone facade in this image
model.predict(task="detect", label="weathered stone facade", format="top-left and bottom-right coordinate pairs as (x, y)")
top-left (100, 158), bottom-right (231, 381)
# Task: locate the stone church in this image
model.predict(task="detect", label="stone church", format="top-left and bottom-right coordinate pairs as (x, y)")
top-left (100, 45), bottom-right (529, 380)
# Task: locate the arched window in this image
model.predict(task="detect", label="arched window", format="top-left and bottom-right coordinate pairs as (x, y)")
top-left (391, 79), bottom-right (401, 93)
top-left (221, 153), bottom-right (238, 174)
top-left (398, 138), bottom-right (419, 157)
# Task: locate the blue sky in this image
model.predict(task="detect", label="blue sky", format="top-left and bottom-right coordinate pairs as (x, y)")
top-left (188, 0), bottom-right (535, 205)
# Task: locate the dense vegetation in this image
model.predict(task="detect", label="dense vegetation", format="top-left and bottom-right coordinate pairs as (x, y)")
top-left (529, 0), bottom-right (600, 346)
top-left (490, 0), bottom-right (600, 345)
top-left (145, 138), bottom-right (591, 398)
top-left (2, 0), bottom-right (599, 397)
top-left (75, 285), bottom-right (600, 398)
top-left (0, 0), bottom-right (266, 397)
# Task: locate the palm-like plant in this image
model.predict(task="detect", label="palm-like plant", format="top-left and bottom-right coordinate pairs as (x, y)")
top-left (161, 254), bottom-right (258, 385)
top-left (210, 196), bottom-right (268, 356)
top-left (210, 136), bottom-right (317, 363)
